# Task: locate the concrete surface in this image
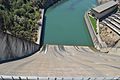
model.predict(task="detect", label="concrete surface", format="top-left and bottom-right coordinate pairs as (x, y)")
top-left (0, 31), bottom-right (39, 62)
top-left (0, 45), bottom-right (119, 77)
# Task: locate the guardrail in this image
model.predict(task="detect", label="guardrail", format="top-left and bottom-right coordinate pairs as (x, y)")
top-left (0, 76), bottom-right (119, 80)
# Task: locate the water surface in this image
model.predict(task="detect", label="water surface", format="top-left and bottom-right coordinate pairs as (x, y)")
top-left (44, 0), bottom-right (97, 46)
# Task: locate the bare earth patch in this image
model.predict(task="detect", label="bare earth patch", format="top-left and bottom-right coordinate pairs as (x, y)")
top-left (99, 23), bottom-right (120, 47)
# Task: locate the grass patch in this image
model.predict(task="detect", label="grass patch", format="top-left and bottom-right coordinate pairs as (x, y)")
top-left (89, 15), bottom-right (97, 33)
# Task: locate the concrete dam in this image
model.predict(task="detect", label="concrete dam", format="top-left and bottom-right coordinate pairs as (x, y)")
top-left (0, 31), bottom-right (40, 63)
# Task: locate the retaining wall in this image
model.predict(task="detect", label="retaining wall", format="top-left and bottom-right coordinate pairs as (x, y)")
top-left (0, 31), bottom-right (40, 63)
top-left (84, 12), bottom-right (100, 49)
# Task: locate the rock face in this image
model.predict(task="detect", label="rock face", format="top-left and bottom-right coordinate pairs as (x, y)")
top-left (99, 24), bottom-right (120, 47)
top-left (0, 31), bottom-right (40, 63)
top-left (98, 0), bottom-right (112, 4)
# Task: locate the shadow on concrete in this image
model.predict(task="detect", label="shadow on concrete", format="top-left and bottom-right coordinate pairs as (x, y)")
top-left (0, 31), bottom-right (40, 64)
top-left (40, 15), bottom-right (46, 47)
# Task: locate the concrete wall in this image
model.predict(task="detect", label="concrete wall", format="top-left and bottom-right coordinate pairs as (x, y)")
top-left (0, 31), bottom-right (40, 63)
top-left (91, 5), bottom-right (118, 19)
top-left (84, 12), bottom-right (100, 50)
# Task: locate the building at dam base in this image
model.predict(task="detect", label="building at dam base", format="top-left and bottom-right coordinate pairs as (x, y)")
top-left (91, 1), bottom-right (118, 19)
top-left (43, 0), bottom-right (97, 46)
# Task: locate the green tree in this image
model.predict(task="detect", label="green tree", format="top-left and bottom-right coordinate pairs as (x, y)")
top-left (0, 0), bottom-right (60, 42)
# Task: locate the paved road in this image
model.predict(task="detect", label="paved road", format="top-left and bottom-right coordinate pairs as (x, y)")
top-left (0, 45), bottom-right (120, 77)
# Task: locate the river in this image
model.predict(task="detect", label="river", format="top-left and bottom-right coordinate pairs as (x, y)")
top-left (44, 0), bottom-right (97, 46)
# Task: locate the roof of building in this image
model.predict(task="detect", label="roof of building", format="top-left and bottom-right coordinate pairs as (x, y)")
top-left (92, 1), bottom-right (118, 13)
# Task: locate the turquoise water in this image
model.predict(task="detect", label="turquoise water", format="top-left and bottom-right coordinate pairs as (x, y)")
top-left (44, 0), bottom-right (97, 46)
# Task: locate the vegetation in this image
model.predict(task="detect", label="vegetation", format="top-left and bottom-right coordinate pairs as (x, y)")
top-left (0, 0), bottom-right (60, 42)
top-left (0, 0), bottom-right (42, 42)
top-left (89, 15), bottom-right (97, 33)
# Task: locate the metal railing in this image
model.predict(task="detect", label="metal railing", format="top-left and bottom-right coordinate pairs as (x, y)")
top-left (0, 76), bottom-right (120, 80)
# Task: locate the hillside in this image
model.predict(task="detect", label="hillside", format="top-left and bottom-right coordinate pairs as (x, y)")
top-left (0, 0), bottom-right (63, 42)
